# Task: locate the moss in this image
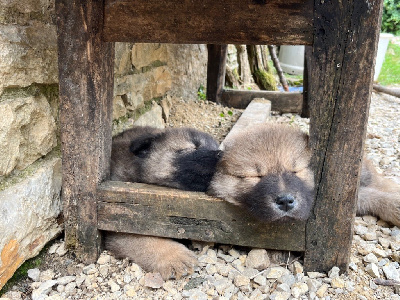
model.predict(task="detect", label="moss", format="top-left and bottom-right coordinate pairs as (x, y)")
top-left (0, 240), bottom-right (55, 296)
top-left (255, 69), bottom-right (278, 91)
top-left (141, 60), bottom-right (167, 73)
top-left (0, 83), bottom-right (58, 102)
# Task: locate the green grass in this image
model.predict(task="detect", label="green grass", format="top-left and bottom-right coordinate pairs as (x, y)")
top-left (378, 41), bottom-right (400, 86)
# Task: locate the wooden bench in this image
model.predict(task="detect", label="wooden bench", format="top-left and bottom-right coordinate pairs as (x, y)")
top-left (55, 0), bottom-right (384, 273)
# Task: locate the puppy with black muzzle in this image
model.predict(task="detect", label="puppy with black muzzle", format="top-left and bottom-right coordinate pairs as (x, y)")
top-left (106, 126), bottom-right (220, 279)
top-left (208, 123), bottom-right (400, 225)
top-left (106, 124), bottom-right (400, 279)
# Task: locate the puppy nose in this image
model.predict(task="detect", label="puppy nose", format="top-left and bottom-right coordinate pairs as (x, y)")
top-left (275, 194), bottom-right (296, 212)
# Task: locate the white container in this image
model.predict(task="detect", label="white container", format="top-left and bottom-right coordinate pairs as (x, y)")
top-left (374, 33), bottom-right (394, 81)
top-left (278, 45), bottom-right (305, 75)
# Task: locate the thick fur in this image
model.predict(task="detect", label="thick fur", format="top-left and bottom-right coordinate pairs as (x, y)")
top-left (106, 124), bottom-right (400, 278)
top-left (209, 123), bottom-right (400, 225)
top-left (110, 126), bottom-right (220, 192)
top-left (105, 232), bottom-right (197, 279)
top-left (208, 123), bottom-right (314, 222)
top-left (107, 126), bottom-right (220, 279)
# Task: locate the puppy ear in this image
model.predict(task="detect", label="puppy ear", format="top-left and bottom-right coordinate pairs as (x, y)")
top-left (129, 133), bottom-right (163, 158)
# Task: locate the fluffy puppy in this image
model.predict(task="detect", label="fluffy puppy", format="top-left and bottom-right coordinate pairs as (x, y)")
top-left (106, 126), bottom-right (220, 279)
top-left (208, 123), bottom-right (400, 226)
top-left (110, 126), bottom-right (220, 192)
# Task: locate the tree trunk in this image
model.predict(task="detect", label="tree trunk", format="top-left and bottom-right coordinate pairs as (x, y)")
top-left (247, 45), bottom-right (277, 91)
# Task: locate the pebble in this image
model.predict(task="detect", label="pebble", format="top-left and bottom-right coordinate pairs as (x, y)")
top-left (265, 267), bottom-right (289, 279)
top-left (143, 273), bottom-right (164, 289)
top-left (382, 263), bottom-right (400, 281)
top-left (328, 266), bottom-right (340, 279)
top-left (245, 249), bottom-right (270, 270)
top-left (28, 268), bottom-right (40, 282)
top-left (291, 282), bottom-right (308, 298)
top-left (366, 263), bottom-right (381, 278)
top-left (97, 253), bottom-right (111, 265)
top-left (364, 253), bottom-right (379, 264)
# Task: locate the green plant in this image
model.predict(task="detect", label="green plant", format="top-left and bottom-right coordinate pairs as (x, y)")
top-left (197, 84), bottom-right (206, 100)
top-left (381, 0), bottom-right (400, 35)
top-left (378, 42), bottom-right (400, 85)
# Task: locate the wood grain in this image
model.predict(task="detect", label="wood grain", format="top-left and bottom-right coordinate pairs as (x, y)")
top-left (97, 181), bottom-right (306, 251)
top-left (304, 0), bottom-right (384, 273)
top-left (56, 0), bottom-right (114, 263)
top-left (221, 89), bottom-right (303, 113)
top-left (103, 0), bottom-right (313, 45)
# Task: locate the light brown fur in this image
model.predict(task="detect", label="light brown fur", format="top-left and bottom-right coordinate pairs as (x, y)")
top-left (358, 159), bottom-right (400, 226)
top-left (105, 233), bottom-right (197, 279)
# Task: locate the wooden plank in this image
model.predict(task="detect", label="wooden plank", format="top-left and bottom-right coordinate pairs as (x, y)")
top-left (304, 0), bottom-right (384, 273)
top-left (222, 98), bottom-right (271, 146)
top-left (56, 0), bottom-right (114, 263)
top-left (206, 45), bottom-right (227, 104)
top-left (221, 89), bottom-right (303, 113)
top-left (103, 0), bottom-right (314, 45)
top-left (97, 181), bottom-right (306, 251)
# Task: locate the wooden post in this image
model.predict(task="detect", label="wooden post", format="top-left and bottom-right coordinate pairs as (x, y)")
top-left (206, 44), bottom-right (228, 103)
top-left (304, 0), bottom-right (383, 272)
top-left (301, 46), bottom-right (311, 118)
top-left (56, 0), bottom-right (114, 262)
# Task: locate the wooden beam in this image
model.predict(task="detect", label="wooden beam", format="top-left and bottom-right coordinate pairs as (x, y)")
top-left (221, 89), bottom-right (303, 113)
top-left (103, 0), bottom-right (314, 45)
top-left (56, 0), bottom-right (114, 263)
top-left (206, 45), bottom-right (227, 104)
top-left (304, 0), bottom-right (384, 273)
top-left (97, 181), bottom-right (306, 251)
top-left (222, 98), bottom-right (271, 146)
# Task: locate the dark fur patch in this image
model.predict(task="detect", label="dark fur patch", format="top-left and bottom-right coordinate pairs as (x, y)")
top-left (238, 172), bottom-right (314, 222)
top-left (173, 149), bottom-right (221, 192)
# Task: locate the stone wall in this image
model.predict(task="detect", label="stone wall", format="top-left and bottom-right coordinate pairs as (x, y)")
top-left (0, 0), bottom-right (207, 290)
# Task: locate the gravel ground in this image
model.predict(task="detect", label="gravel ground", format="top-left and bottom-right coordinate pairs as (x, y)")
top-left (1, 92), bottom-right (400, 300)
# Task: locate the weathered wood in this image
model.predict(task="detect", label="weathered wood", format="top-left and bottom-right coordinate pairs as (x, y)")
top-left (304, 0), bottom-right (384, 273)
top-left (221, 89), bottom-right (303, 113)
top-left (207, 45), bottom-right (228, 103)
top-left (222, 98), bottom-right (271, 146)
top-left (97, 181), bottom-right (306, 251)
top-left (103, 0), bottom-right (314, 45)
top-left (56, 0), bottom-right (114, 263)
top-left (301, 46), bottom-right (311, 118)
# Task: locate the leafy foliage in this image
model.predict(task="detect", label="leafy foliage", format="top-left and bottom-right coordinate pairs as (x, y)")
top-left (197, 84), bottom-right (206, 101)
top-left (382, 0), bottom-right (400, 35)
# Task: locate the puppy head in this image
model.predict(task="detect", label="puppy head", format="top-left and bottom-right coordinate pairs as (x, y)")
top-left (209, 123), bottom-right (314, 222)
top-left (121, 127), bottom-right (220, 192)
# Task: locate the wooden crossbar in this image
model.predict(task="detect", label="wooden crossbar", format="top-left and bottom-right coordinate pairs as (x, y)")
top-left (103, 0), bottom-right (314, 45)
top-left (97, 181), bottom-right (306, 251)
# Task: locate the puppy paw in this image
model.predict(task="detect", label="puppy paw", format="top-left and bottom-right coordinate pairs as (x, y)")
top-left (150, 241), bottom-right (197, 280)
top-left (382, 201), bottom-right (400, 227)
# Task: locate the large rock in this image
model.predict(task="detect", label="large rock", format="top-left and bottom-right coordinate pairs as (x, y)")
top-left (0, 156), bottom-right (62, 290)
top-left (114, 43), bottom-right (207, 118)
top-left (134, 103), bottom-right (165, 129)
top-left (0, 92), bottom-right (57, 176)
top-left (0, 23), bottom-right (58, 94)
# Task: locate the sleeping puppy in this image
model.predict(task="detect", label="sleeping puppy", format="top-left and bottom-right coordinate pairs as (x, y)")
top-left (106, 126), bottom-right (220, 279)
top-left (208, 123), bottom-right (400, 226)
top-left (106, 124), bottom-right (400, 279)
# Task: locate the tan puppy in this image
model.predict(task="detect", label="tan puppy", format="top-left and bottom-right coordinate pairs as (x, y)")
top-left (106, 124), bottom-right (400, 279)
